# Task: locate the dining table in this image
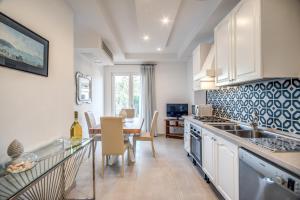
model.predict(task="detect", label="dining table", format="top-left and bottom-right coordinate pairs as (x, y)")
top-left (89, 117), bottom-right (144, 163)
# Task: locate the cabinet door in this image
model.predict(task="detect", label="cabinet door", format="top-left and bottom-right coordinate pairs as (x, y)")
top-left (215, 138), bottom-right (239, 200)
top-left (184, 120), bottom-right (190, 153)
top-left (202, 129), bottom-right (216, 183)
top-left (184, 132), bottom-right (190, 153)
top-left (184, 120), bottom-right (190, 133)
top-left (233, 0), bottom-right (261, 82)
top-left (215, 16), bottom-right (233, 86)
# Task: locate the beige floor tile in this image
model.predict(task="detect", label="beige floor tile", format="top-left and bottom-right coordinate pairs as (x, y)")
top-left (67, 136), bottom-right (219, 200)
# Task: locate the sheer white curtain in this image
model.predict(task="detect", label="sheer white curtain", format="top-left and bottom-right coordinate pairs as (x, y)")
top-left (141, 64), bottom-right (157, 135)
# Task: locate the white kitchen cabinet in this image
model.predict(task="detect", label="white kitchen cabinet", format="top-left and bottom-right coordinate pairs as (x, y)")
top-left (214, 0), bottom-right (300, 86)
top-left (215, 15), bottom-right (232, 86)
top-left (233, 0), bottom-right (261, 82)
top-left (184, 120), bottom-right (190, 153)
top-left (202, 129), bottom-right (216, 183)
top-left (202, 128), bottom-right (239, 200)
top-left (215, 137), bottom-right (239, 200)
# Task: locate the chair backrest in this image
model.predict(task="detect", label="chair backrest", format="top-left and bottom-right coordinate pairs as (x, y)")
top-left (120, 108), bottom-right (135, 118)
top-left (119, 110), bottom-right (127, 119)
top-left (84, 111), bottom-right (97, 129)
top-left (100, 117), bottom-right (124, 155)
top-left (149, 111), bottom-right (159, 137)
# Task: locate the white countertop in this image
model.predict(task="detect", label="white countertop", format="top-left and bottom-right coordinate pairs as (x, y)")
top-left (183, 115), bottom-right (300, 176)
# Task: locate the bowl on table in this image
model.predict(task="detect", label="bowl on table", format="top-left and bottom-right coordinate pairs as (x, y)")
top-left (6, 152), bottom-right (38, 174)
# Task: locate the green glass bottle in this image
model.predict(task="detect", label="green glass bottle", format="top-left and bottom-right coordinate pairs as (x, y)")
top-left (70, 111), bottom-right (82, 139)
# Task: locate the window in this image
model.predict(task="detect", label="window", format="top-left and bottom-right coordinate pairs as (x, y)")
top-left (112, 73), bottom-right (141, 117)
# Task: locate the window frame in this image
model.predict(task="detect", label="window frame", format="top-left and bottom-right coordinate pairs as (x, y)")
top-left (111, 72), bottom-right (141, 116)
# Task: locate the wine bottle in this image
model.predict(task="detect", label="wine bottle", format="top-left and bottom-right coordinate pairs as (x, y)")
top-left (70, 111), bottom-right (82, 139)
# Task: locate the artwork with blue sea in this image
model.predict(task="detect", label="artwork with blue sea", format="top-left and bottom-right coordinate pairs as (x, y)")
top-left (0, 12), bottom-right (49, 76)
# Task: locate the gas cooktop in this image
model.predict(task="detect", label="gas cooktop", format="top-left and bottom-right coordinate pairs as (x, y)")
top-left (193, 116), bottom-right (231, 123)
top-left (247, 137), bottom-right (300, 152)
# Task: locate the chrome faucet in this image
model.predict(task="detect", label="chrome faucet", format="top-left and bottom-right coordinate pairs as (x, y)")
top-left (250, 111), bottom-right (259, 130)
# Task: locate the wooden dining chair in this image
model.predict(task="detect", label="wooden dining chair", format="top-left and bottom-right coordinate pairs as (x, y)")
top-left (84, 111), bottom-right (101, 157)
top-left (120, 108), bottom-right (135, 118)
top-left (100, 117), bottom-right (129, 177)
top-left (133, 111), bottom-right (159, 158)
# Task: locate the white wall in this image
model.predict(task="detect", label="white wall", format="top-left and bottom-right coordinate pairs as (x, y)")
top-left (186, 57), bottom-right (207, 106)
top-left (155, 62), bottom-right (190, 134)
top-left (0, 0), bottom-right (74, 161)
top-left (74, 52), bottom-right (104, 138)
top-left (186, 58), bottom-right (194, 108)
top-left (194, 90), bottom-right (207, 104)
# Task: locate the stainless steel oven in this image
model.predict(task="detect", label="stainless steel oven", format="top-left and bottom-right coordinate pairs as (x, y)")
top-left (190, 124), bottom-right (202, 166)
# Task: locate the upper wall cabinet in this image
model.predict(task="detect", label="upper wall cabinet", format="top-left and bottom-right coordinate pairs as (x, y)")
top-left (215, 0), bottom-right (300, 86)
top-left (215, 16), bottom-right (232, 85)
top-left (233, 0), bottom-right (261, 82)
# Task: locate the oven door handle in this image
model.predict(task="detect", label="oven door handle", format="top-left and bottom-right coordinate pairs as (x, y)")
top-left (190, 133), bottom-right (199, 139)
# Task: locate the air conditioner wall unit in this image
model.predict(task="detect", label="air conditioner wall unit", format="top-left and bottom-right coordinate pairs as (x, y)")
top-left (75, 33), bottom-right (113, 66)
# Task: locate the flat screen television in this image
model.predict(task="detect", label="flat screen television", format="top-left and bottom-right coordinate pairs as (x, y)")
top-left (166, 104), bottom-right (188, 118)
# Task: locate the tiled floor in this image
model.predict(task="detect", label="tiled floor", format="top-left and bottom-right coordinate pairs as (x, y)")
top-left (67, 136), bottom-right (218, 200)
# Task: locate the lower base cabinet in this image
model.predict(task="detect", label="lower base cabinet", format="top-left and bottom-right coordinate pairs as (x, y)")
top-left (184, 120), bottom-right (191, 153)
top-left (215, 136), bottom-right (239, 200)
top-left (202, 128), bottom-right (239, 200)
top-left (184, 132), bottom-right (190, 154)
top-left (202, 129), bottom-right (216, 183)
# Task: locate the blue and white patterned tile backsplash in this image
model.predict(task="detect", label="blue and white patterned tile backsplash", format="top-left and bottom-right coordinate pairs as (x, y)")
top-left (207, 78), bottom-right (300, 134)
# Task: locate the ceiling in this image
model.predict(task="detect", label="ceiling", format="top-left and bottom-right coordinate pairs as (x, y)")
top-left (66, 0), bottom-right (239, 64)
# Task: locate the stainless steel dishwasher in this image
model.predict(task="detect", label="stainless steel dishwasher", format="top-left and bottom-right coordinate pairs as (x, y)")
top-left (239, 148), bottom-right (300, 200)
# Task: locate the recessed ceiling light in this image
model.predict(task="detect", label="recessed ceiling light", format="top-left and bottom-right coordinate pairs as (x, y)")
top-left (161, 17), bottom-right (170, 25)
top-left (157, 47), bottom-right (162, 51)
top-left (143, 35), bottom-right (150, 41)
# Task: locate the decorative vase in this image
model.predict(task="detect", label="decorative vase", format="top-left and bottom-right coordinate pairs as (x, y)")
top-left (7, 139), bottom-right (24, 159)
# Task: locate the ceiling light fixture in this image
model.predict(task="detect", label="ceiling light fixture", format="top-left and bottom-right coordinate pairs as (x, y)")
top-left (161, 17), bottom-right (170, 25)
top-left (143, 35), bottom-right (150, 41)
top-left (157, 47), bottom-right (162, 51)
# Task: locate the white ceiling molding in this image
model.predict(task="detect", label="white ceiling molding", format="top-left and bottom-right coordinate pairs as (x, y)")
top-left (134, 0), bottom-right (182, 49)
top-left (66, 0), bottom-right (125, 61)
top-left (125, 53), bottom-right (178, 61)
top-left (67, 0), bottom-right (240, 63)
top-left (177, 0), bottom-right (240, 60)
top-left (96, 0), bottom-right (128, 60)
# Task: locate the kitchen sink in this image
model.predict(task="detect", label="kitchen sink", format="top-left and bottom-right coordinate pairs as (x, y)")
top-left (226, 130), bottom-right (277, 138)
top-left (211, 123), bottom-right (278, 139)
top-left (211, 124), bottom-right (250, 131)
top-left (226, 130), bottom-right (254, 138)
top-left (208, 122), bottom-right (299, 152)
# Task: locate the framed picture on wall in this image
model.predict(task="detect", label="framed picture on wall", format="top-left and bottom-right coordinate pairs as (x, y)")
top-left (76, 72), bottom-right (92, 105)
top-left (0, 12), bottom-right (49, 76)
